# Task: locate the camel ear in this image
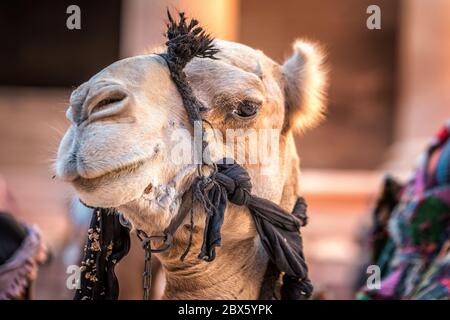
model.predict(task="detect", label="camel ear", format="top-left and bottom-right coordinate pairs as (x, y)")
top-left (282, 40), bottom-right (327, 132)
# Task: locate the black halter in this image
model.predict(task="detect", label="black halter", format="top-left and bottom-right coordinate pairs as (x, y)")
top-left (74, 11), bottom-right (312, 301)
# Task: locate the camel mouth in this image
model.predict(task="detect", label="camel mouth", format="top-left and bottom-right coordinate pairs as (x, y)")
top-left (73, 159), bottom-right (147, 192)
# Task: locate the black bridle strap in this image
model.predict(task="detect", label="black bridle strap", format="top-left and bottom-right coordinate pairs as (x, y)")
top-left (137, 162), bottom-right (313, 300)
top-left (136, 189), bottom-right (193, 251)
top-left (135, 189), bottom-right (194, 300)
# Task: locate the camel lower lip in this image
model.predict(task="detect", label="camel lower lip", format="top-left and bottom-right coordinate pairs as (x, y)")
top-left (73, 160), bottom-right (146, 191)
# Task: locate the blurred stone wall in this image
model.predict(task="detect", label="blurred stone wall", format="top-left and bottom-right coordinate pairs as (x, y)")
top-left (385, 0), bottom-right (450, 171)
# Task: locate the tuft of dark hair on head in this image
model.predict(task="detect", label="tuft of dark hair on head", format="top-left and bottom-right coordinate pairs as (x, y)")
top-left (165, 10), bottom-right (219, 68)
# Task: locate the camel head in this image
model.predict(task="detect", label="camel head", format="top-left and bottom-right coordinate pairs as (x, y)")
top-left (56, 16), bottom-right (328, 297)
top-left (56, 37), bottom-right (326, 237)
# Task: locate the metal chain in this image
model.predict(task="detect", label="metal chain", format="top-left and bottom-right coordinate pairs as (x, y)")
top-left (136, 230), bottom-right (173, 300)
top-left (142, 239), bottom-right (152, 300)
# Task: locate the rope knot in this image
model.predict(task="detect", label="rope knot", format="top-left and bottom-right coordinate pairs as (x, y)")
top-left (215, 160), bottom-right (252, 206)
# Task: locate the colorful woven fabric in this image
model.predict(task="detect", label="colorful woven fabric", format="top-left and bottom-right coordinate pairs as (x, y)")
top-left (0, 222), bottom-right (47, 300)
top-left (359, 120), bottom-right (450, 300)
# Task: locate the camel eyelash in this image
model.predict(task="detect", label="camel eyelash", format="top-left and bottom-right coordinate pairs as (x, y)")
top-left (212, 94), bottom-right (262, 121)
top-left (231, 100), bottom-right (261, 120)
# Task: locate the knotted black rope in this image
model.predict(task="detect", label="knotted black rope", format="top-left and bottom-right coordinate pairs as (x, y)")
top-left (74, 208), bottom-right (130, 300)
top-left (190, 159), bottom-right (313, 299)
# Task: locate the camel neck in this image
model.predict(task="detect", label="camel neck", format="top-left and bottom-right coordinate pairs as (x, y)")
top-left (159, 234), bottom-right (269, 299)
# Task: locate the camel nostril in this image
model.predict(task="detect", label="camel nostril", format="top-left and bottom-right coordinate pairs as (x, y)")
top-left (89, 91), bottom-right (128, 117)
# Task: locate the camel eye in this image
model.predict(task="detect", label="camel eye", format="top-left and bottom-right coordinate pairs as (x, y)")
top-left (231, 101), bottom-right (260, 120)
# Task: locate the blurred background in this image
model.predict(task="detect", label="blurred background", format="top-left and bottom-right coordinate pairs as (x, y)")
top-left (0, 0), bottom-right (449, 299)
